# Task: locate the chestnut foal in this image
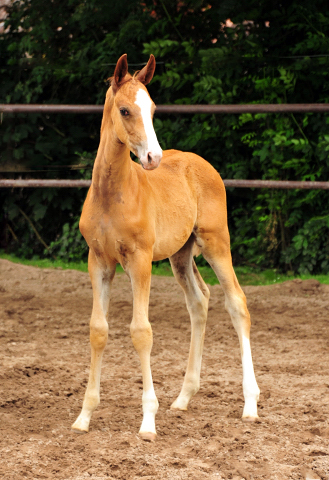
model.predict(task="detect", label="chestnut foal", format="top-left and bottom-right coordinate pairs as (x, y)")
top-left (72, 54), bottom-right (260, 441)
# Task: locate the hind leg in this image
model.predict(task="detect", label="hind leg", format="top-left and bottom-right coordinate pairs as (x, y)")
top-left (169, 236), bottom-right (210, 411)
top-left (198, 226), bottom-right (260, 421)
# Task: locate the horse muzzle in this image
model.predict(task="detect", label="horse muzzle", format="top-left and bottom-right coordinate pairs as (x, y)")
top-left (140, 149), bottom-right (163, 170)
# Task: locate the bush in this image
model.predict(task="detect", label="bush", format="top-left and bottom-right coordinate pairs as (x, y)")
top-left (1, 1), bottom-right (329, 273)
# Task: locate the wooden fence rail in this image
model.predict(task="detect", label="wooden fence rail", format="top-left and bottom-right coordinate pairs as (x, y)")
top-left (1, 179), bottom-right (329, 190)
top-left (1, 103), bottom-right (329, 189)
top-left (1, 103), bottom-right (329, 114)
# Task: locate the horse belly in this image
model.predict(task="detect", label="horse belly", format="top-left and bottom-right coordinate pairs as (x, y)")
top-left (152, 212), bottom-right (195, 261)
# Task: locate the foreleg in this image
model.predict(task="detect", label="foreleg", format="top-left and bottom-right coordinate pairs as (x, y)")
top-left (72, 250), bottom-right (115, 433)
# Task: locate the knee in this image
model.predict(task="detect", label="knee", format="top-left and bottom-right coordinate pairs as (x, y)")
top-left (90, 322), bottom-right (108, 349)
top-left (130, 321), bottom-right (153, 352)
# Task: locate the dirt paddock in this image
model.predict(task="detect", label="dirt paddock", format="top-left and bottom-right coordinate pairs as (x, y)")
top-left (0, 258), bottom-right (329, 479)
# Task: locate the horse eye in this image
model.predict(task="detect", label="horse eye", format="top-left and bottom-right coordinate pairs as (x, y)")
top-left (120, 108), bottom-right (129, 117)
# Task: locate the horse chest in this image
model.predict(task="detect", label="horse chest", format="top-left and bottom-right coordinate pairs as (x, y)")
top-left (81, 202), bottom-right (152, 265)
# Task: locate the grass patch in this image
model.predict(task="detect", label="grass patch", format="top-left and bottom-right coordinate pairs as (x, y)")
top-left (1, 252), bottom-right (329, 286)
top-left (151, 261), bottom-right (322, 286)
top-left (198, 265), bottom-right (329, 286)
top-left (0, 252), bottom-right (89, 273)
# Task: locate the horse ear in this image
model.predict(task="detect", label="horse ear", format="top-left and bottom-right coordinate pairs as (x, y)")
top-left (135, 54), bottom-right (156, 86)
top-left (112, 54), bottom-right (128, 94)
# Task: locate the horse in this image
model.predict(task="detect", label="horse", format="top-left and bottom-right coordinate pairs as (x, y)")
top-left (71, 54), bottom-right (260, 441)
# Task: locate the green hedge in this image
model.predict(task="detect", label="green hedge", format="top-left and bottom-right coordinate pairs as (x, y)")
top-left (1, 1), bottom-right (329, 274)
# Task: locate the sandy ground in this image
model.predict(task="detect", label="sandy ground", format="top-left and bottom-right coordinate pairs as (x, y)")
top-left (0, 258), bottom-right (329, 480)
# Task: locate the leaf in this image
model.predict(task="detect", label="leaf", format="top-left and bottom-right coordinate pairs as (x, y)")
top-left (33, 204), bottom-right (47, 222)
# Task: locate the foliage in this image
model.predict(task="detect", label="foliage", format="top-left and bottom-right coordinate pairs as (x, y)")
top-left (1, 0), bottom-right (329, 274)
top-left (143, 0), bottom-right (329, 274)
top-left (48, 216), bottom-right (88, 262)
top-left (0, 0), bottom-right (151, 258)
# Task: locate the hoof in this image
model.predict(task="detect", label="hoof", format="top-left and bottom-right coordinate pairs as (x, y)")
top-left (170, 404), bottom-right (187, 411)
top-left (139, 431), bottom-right (157, 442)
top-left (242, 415), bottom-right (260, 423)
top-left (71, 427), bottom-right (88, 434)
top-left (71, 420), bottom-right (89, 434)
top-left (170, 398), bottom-right (188, 411)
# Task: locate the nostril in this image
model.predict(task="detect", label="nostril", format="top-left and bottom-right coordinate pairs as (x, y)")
top-left (147, 153), bottom-right (152, 164)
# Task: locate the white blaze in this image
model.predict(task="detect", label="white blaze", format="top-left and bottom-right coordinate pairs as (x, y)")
top-left (134, 88), bottom-right (162, 169)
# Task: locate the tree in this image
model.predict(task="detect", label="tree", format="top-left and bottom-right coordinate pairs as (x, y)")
top-left (0, 0), bottom-right (153, 258)
top-left (1, 0), bottom-right (329, 273)
top-left (143, 0), bottom-right (329, 273)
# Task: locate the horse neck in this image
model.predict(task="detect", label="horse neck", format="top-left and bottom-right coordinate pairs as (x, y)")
top-left (91, 95), bottom-right (132, 197)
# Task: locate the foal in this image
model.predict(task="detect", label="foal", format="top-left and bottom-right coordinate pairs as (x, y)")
top-left (72, 54), bottom-right (260, 441)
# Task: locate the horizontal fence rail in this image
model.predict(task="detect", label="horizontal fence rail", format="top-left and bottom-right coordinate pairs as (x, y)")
top-left (1, 103), bottom-right (329, 114)
top-left (1, 103), bottom-right (329, 190)
top-left (1, 179), bottom-right (329, 189)
top-left (0, 179), bottom-right (92, 188)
